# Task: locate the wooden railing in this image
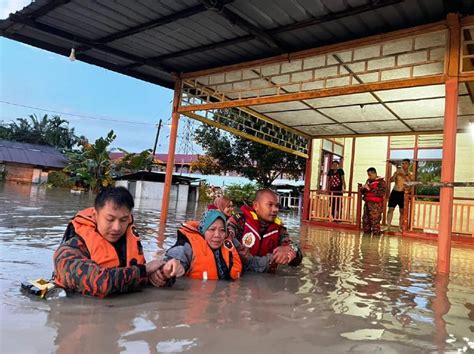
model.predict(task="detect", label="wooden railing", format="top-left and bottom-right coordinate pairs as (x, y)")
top-left (309, 190), bottom-right (361, 225)
top-left (407, 194), bottom-right (474, 236)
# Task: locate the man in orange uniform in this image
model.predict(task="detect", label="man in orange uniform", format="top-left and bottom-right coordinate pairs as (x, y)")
top-left (53, 187), bottom-right (181, 297)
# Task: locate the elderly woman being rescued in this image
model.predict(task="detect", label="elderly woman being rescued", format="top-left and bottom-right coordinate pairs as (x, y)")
top-left (161, 210), bottom-right (242, 281)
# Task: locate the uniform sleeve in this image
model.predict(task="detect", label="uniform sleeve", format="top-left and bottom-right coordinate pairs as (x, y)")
top-left (53, 236), bottom-right (148, 298)
top-left (278, 226), bottom-right (303, 267)
top-left (227, 214), bottom-right (245, 241)
top-left (232, 237), bottom-right (272, 273)
top-left (164, 242), bottom-right (193, 272)
top-left (374, 179), bottom-right (387, 198)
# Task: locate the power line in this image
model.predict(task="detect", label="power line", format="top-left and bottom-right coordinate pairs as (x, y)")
top-left (0, 100), bottom-right (157, 126)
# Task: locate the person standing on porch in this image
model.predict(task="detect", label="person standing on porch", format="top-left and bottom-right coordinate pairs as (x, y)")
top-left (361, 167), bottom-right (387, 236)
top-left (327, 161), bottom-right (346, 221)
top-left (383, 159), bottom-right (413, 231)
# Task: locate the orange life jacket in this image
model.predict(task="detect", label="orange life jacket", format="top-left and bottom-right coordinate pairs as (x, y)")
top-left (364, 178), bottom-right (385, 203)
top-left (178, 221), bottom-right (242, 280)
top-left (70, 208), bottom-right (145, 268)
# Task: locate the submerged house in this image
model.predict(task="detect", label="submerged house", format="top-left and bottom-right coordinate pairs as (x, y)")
top-left (0, 139), bottom-right (68, 184)
top-left (114, 171), bottom-right (200, 208)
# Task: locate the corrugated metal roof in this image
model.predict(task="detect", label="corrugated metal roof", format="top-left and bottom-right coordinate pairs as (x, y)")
top-left (0, 139), bottom-right (68, 168)
top-left (1, 0), bottom-right (472, 89)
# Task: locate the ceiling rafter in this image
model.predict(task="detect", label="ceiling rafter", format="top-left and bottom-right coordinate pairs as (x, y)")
top-left (332, 54), bottom-right (415, 132)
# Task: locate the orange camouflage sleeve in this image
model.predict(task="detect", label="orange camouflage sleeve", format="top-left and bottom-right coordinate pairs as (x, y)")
top-left (53, 236), bottom-right (148, 298)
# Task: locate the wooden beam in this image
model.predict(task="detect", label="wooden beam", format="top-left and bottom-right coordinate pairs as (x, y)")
top-left (180, 21), bottom-right (448, 79)
top-left (460, 15), bottom-right (474, 26)
top-left (178, 75), bottom-right (447, 112)
top-left (204, 0), bottom-right (283, 50)
top-left (309, 130), bottom-right (444, 139)
top-left (159, 79), bottom-right (182, 239)
top-left (437, 13), bottom-right (461, 274)
top-left (182, 112), bottom-right (309, 158)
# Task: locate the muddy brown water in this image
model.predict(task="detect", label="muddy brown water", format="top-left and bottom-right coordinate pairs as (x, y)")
top-left (0, 182), bottom-right (473, 353)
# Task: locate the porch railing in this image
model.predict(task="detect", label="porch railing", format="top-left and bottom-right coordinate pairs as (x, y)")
top-left (407, 194), bottom-right (474, 236)
top-left (309, 190), bottom-right (361, 226)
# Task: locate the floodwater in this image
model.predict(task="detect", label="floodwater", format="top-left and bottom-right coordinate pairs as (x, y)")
top-left (0, 182), bottom-right (473, 354)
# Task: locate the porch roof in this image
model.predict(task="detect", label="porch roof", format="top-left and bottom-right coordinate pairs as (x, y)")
top-left (1, 1), bottom-right (473, 158)
top-left (1, 0), bottom-right (472, 89)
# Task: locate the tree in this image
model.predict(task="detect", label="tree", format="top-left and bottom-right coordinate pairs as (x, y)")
top-left (194, 125), bottom-right (306, 187)
top-left (113, 148), bottom-right (153, 175)
top-left (64, 130), bottom-right (116, 191)
top-left (190, 155), bottom-right (222, 175)
top-left (1, 114), bottom-right (78, 150)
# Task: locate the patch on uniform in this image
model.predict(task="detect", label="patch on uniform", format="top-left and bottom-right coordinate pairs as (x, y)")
top-left (223, 239), bottom-right (233, 250)
top-left (242, 232), bottom-right (256, 248)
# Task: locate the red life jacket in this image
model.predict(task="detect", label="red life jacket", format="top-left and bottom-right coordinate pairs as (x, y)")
top-left (364, 179), bottom-right (384, 203)
top-left (179, 221), bottom-right (242, 281)
top-left (239, 205), bottom-right (284, 257)
top-left (68, 208), bottom-right (145, 268)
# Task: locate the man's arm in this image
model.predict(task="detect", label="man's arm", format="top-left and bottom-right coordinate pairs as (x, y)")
top-left (53, 236), bottom-right (148, 298)
top-left (232, 237), bottom-right (272, 273)
top-left (277, 227), bottom-right (303, 266)
top-left (164, 242), bottom-right (193, 272)
top-left (227, 214), bottom-right (245, 240)
top-left (390, 170), bottom-right (398, 183)
top-left (374, 179), bottom-right (387, 198)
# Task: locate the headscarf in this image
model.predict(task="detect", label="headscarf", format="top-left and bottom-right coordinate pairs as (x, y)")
top-left (198, 209), bottom-right (226, 235)
top-left (213, 196), bottom-right (232, 213)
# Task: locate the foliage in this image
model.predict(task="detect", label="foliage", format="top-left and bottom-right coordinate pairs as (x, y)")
top-left (64, 130), bottom-right (116, 191)
top-left (224, 183), bottom-right (258, 206)
top-left (0, 114), bottom-right (79, 150)
top-left (416, 160), bottom-right (441, 198)
top-left (190, 155), bottom-right (222, 175)
top-left (47, 171), bottom-right (74, 188)
top-left (113, 148), bottom-right (153, 175)
top-left (198, 181), bottom-right (214, 202)
top-left (194, 125), bottom-right (305, 187)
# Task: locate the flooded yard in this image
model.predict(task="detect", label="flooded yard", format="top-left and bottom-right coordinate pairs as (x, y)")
top-left (0, 182), bottom-right (473, 353)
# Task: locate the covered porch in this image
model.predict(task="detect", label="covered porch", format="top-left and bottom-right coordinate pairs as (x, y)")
top-left (170, 15), bottom-right (474, 274)
top-left (2, 1), bottom-right (473, 274)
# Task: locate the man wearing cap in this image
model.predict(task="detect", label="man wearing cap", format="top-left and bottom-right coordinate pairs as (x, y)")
top-left (227, 189), bottom-right (303, 272)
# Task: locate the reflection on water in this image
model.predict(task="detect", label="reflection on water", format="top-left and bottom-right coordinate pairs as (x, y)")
top-left (1, 182), bottom-right (473, 353)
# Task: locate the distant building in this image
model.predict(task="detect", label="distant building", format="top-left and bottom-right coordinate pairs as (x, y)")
top-left (109, 152), bottom-right (200, 174)
top-left (114, 171), bottom-right (200, 209)
top-left (0, 139), bottom-right (68, 184)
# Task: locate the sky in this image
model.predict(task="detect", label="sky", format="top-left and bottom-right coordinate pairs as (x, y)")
top-left (0, 1), bottom-right (200, 153)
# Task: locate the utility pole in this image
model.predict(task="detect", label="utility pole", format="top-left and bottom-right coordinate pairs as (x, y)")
top-left (149, 119), bottom-right (162, 172)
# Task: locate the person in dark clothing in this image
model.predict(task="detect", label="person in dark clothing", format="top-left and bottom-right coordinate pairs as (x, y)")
top-left (327, 161), bottom-right (346, 220)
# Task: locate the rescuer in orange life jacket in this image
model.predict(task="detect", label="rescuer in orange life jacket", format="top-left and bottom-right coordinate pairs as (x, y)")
top-left (53, 187), bottom-right (182, 298)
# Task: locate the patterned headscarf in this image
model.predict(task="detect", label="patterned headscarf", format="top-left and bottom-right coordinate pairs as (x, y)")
top-left (198, 209), bottom-right (226, 235)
